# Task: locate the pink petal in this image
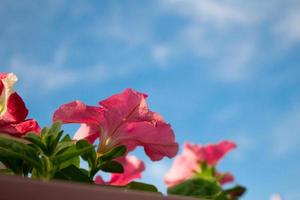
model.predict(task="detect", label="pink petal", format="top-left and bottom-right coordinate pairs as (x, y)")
top-left (165, 141), bottom-right (237, 187)
top-left (95, 156), bottom-right (145, 186)
top-left (0, 80), bottom-right (3, 96)
top-left (53, 100), bottom-right (104, 124)
top-left (0, 73), bottom-right (7, 79)
top-left (108, 156), bottom-right (145, 186)
top-left (184, 141), bottom-right (236, 166)
top-left (94, 176), bottom-right (105, 184)
top-left (115, 121), bottom-right (178, 161)
top-left (0, 119), bottom-right (40, 137)
top-left (73, 124), bottom-right (100, 144)
top-left (0, 92), bottom-right (28, 124)
top-left (99, 88), bottom-right (148, 121)
top-left (99, 89), bottom-right (154, 134)
top-left (164, 155), bottom-right (197, 187)
top-left (218, 172), bottom-right (234, 185)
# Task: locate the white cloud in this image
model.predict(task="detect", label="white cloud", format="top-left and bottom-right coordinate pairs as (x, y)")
top-left (270, 106), bottom-right (300, 157)
top-left (213, 41), bottom-right (256, 82)
top-left (210, 104), bottom-right (242, 124)
top-left (163, 0), bottom-right (250, 27)
top-left (6, 44), bottom-right (125, 94)
top-left (159, 0), bottom-right (260, 82)
top-left (8, 56), bottom-right (117, 94)
top-left (273, 8), bottom-right (300, 46)
top-left (151, 45), bottom-right (172, 68)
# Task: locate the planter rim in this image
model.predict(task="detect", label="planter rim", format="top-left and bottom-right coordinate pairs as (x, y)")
top-left (0, 175), bottom-right (196, 200)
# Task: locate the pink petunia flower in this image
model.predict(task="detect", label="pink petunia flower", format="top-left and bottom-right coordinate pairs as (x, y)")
top-left (0, 73), bottom-right (40, 136)
top-left (95, 155), bottom-right (145, 186)
top-left (53, 88), bottom-right (178, 161)
top-left (164, 141), bottom-right (236, 187)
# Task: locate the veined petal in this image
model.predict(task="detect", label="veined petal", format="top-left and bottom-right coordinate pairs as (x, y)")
top-left (99, 88), bottom-right (148, 121)
top-left (53, 100), bottom-right (104, 124)
top-left (115, 121), bottom-right (178, 161)
top-left (99, 89), bottom-right (152, 134)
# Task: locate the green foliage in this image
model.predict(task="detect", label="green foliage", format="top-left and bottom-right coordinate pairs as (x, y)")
top-left (98, 145), bottom-right (126, 162)
top-left (125, 181), bottom-right (160, 193)
top-left (167, 178), bottom-right (223, 199)
top-left (168, 163), bottom-right (246, 200)
top-left (54, 164), bottom-right (91, 183)
top-left (0, 134), bottom-right (42, 174)
top-left (223, 185), bottom-right (247, 200)
top-left (0, 123), bottom-right (130, 185)
top-left (1, 122), bottom-right (246, 198)
top-left (0, 122), bottom-right (94, 182)
top-left (98, 160), bottom-right (124, 173)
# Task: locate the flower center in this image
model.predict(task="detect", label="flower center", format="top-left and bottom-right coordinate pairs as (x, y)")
top-left (0, 74), bottom-right (17, 117)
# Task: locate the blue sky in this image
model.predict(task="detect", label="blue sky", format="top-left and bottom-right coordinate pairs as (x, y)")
top-left (1, 0), bottom-right (300, 199)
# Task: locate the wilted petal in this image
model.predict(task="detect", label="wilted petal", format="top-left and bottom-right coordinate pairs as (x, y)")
top-left (53, 100), bottom-right (104, 124)
top-left (73, 124), bottom-right (100, 144)
top-left (0, 119), bottom-right (40, 137)
top-left (95, 156), bottom-right (145, 186)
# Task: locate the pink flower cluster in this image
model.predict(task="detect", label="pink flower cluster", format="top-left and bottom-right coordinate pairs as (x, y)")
top-left (53, 88), bottom-right (179, 185)
top-left (164, 141), bottom-right (236, 187)
top-left (0, 73), bottom-right (39, 136)
top-left (1, 72), bottom-right (239, 190)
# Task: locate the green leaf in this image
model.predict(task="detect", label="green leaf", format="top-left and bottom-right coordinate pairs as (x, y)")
top-left (223, 185), bottom-right (246, 199)
top-left (99, 145), bottom-right (126, 162)
top-left (167, 178), bottom-right (222, 199)
top-left (41, 127), bottom-right (49, 145)
top-left (99, 160), bottom-right (124, 173)
top-left (126, 181), bottom-right (159, 193)
top-left (54, 140), bottom-right (76, 155)
top-left (48, 122), bottom-right (62, 136)
top-left (25, 133), bottom-right (47, 153)
top-left (0, 146), bottom-right (41, 170)
top-left (61, 134), bottom-right (72, 142)
top-left (59, 154), bottom-right (80, 170)
top-left (41, 122), bottom-right (64, 155)
top-left (0, 134), bottom-right (41, 170)
top-left (76, 140), bottom-right (96, 164)
top-left (53, 144), bottom-right (94, 165)
top-left (54, 164), bottom-right (91, 183)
